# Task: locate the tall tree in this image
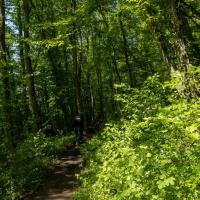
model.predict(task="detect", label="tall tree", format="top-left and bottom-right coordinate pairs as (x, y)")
top-left (0, 0), bottom-right (13, 149)
top-left (70, 0), bottom-right (82, 114)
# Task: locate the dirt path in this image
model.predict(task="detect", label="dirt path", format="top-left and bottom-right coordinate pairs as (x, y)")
top-left (24, 132), bottom-right (93, 200)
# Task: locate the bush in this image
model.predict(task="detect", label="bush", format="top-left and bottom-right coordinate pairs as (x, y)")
top-left (74, 75), bottom-right (200, 200)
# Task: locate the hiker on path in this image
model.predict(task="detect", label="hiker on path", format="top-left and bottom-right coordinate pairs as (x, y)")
top-left (73, 114), bottom-right (84, 145)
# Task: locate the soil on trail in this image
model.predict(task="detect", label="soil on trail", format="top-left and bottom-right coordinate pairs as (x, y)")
top-left (24, 131), bottom-right (93, 200)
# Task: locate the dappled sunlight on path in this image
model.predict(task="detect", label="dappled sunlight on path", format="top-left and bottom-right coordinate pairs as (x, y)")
top-left (23, 131), bottom-right (94, 200)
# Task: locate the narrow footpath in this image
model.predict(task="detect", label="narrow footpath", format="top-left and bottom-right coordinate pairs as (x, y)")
top-left (24, 131), bottom-right (93, 200)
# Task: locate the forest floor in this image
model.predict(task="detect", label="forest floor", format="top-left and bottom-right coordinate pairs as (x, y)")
top-left (24, 131), bottom-right (94, 200)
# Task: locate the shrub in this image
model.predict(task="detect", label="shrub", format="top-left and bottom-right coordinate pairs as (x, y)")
top-left (74, 75), bottom-right (200, 200)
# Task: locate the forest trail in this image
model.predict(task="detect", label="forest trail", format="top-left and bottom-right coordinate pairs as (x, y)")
top-left (24, 131), bottom-right (93, 200)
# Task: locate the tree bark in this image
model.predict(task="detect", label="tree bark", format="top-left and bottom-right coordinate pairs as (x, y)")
top-left (169, 0), bottom-right (190, 72)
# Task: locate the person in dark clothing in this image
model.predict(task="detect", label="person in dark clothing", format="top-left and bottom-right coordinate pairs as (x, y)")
top-left (73, 114), bottom-right (84, 145)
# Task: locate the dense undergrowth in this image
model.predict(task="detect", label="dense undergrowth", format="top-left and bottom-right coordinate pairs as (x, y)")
top-left (0, 131), bottom-right (73, 200)
top-left (75, 74), bottom-right (200, 200)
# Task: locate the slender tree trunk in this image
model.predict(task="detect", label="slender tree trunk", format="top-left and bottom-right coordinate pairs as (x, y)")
top-left (23, 0), bottom-right (42, 129)
top-left (151, 26), bottom-right (175, 73)
top-left (92, 35), bottom-right (104, 118)
top-left (111, 49), bottom-right (121, 83)
top-left (96, 65), bottom-right (104, 119)
top-left (70, 0), bottom-right (81, 114)
top-left (78, 28), bottom-right (83, 111)
top-left (158, 36), bottom-right (175, 73)
top-left (62, 46), bottom-right (70, 130)
top-left (17, 0), bottom-right (30, 131)
top-left (0, 0), bottom-right (13, 149)
top-left (147, 5), bottom-right (176, 74)
top-left (98, 5), bottom-right (121, 83)
top-left (119, 13), bottom-right (136, 87)
top-left (109, 62), bottom-right (116, 113)
top-left (85, 38), bottom-right (95, 122)
top-left (87, 71), bottom-right (95, 121)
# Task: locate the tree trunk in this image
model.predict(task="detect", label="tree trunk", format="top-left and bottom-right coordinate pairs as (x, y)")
top-left (169, 0), bottom-right (190, 72)
top-left (119, 13), bottom-right (136, 87)
top-left (22, 0), bottom-right (42, 129)
top-left (98, 5), bottom-right (122, 83)
top-left (0, 0), bottom-right (13, 149)
top-left (85, 71), bottom-right (94, 122)
top-left (109, 62), bottom-right (116, 114)
top-left (169, 0), bottom-right (197, 94)
top-left (152, 26), bottom-right (175, 73)
top-left (70, 0), bottom-right (81, 114)
top-left (17, 0), bottom-right (30, 132)
top-left (92, 35), bottom-right (104, 119)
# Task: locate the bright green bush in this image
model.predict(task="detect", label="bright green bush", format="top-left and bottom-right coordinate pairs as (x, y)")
top-left (74, 75), bottom-right (200, 200)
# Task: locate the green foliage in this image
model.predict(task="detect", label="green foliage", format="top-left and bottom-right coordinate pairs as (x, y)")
top-left (74, 75), bottom-right (200, 200)
top-left (1, 0), bottom-right (200, 199)
top-left (0, 132), bottom-right (73, 200)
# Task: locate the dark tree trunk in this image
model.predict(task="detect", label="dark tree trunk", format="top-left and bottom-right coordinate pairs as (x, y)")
top-left (23, 0), bottom-right (42, 129)
top-left (151, 26), bottom-right (175, 73)
top-left (70, 0), bottom-right (81, 114)
top-left (92, 35), bottom-right (104, 119)
top-left (0, 0), bottom-right (13, 149)
top-left (98, 5), bottom-right (122, 83)
top-left (87, 71), bottom-right (95, 121)
top-left (109, 63), bottom-right (116, 114)
top-left (17, 0), bottom-right (30, 132)
top-left (119, 13), bottom-right (136, 87)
